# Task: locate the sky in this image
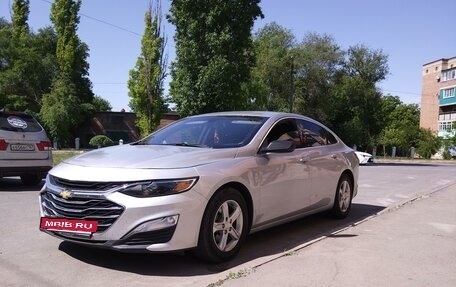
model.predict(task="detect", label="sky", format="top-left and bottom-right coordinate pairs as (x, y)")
top-left (1, 0), bottom-right (455, 112)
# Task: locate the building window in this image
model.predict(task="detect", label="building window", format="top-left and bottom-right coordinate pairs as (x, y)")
top-left (441, 68), bottom-right (456, 82)
top-left (441, 87), bottom-right (456, 99)
top-left (439, 121), bottom-right (455, 131)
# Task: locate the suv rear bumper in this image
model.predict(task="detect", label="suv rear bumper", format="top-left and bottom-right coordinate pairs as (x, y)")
top-left (0, 165), bottom-right (52, 177)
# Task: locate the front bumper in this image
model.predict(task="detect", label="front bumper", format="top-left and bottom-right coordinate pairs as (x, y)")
top-left (39, 177), bottom-right (207, 252)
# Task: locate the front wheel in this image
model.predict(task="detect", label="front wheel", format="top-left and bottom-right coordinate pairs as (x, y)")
top-left (195, 187), bottom-right (249, 263)
top-left (331, 174), bottom-right (353, 219)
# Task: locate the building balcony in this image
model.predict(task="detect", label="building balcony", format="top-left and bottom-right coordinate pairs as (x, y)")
top-left (439, 86), bottom-right (456, 106)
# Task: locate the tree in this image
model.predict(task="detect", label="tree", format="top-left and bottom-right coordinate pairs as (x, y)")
top-left (11, 0), bottom-right (29, 41)
top-left (247, 22), bottom-right (296, 111)
top-left (168, 0), bottom-right (263, 116)
top-left (416, 129), bottom-right (441, 159)
top-left (92, 95), bottom-right (112, 112)
top-left (377, 97), bottom-right (420, 156)
top-left (0, 11), bottom-right (57, 115)
top-left (328, 45), bottom-right (389, 148)
top-left (40, 0), bottom-right (94, 145)
top-left (293, 33), bottom-right (344, 121)
top-left (128, 1), bottom-right (167, 137)
top-left (345, 45), bottom-right (389, 83)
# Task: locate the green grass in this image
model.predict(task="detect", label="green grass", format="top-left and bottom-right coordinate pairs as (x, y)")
top-left (52, 150), bottom-right (85, 166)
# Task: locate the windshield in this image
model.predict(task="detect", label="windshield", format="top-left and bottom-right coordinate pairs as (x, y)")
top-left (141, 115), bottom-right (268, 148)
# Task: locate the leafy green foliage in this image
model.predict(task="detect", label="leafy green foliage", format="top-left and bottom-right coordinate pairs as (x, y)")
top-left (92, 95), bottom-right (112, 112)
top-left (250, 24), bottom-right (391, 148)
top-left (168, 0), bottom-right (263, 116)
top-left (293, 33), bottom-right (344, 122)
top-left (328, 46), bottom-right (388, 147)
top-left (40, 0), bottom-right (94, 145)
top-left (369, 94), bottom-right (423, 156)
top-left (12, 0), bottom-right (30, 41)
top-left (416, 129), bottom-right (441, 159)
top-left (89, 135), bottom-right (114, 147)
top-left (247, 22), bottom-right (296, 111)
top-left (0, 18), bottom-right (57, 115)
top-left (129, 2), bottom-right (166, 137)
top-left (345, 45), bottom-right (389, 83)
top-left (40, 77), bottom-right (79, 141)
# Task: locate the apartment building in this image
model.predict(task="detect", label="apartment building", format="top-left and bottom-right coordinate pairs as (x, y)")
top-left (420, 57), bottom-right (456, 137)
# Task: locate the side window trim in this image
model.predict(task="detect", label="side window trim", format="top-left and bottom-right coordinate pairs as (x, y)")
top-left (296, 119), bottom-right (338, 147)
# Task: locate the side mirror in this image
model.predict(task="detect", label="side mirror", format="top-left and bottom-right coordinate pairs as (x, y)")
top-left (260, 140), bottom-right (296, 154)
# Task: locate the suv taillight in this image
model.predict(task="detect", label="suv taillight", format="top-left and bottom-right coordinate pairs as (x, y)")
top-left (0, 139), bottom-right (8, 150)
top-left (36, 141), bottom-right (52, 151)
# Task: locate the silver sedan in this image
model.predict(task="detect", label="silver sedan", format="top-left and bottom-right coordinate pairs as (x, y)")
top-left (39, 111), bottom-right (358, 263)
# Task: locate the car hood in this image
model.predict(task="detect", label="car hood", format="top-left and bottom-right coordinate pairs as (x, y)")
top-left (63, 144), bottom-right (239, 169)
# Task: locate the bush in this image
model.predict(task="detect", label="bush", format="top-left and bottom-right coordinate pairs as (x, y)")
top-left (442, 148), bottom-right (452, 160)
top-left (415, 129), bottom-right (441, 159)
top-left (89, 135), bottom-right (114, 148)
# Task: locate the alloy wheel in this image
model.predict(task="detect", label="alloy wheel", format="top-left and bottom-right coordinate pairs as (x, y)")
top-left (212, 199), bottom-right (244, 252)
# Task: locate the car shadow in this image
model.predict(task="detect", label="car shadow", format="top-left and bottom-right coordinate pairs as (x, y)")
top-left (0, 177), bottom-right (44, 191)
top-left (58, 202), bottom-right (385, 276)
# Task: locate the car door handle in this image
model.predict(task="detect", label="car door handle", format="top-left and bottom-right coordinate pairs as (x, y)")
top-left (298, 157), bottom-right (307, 163)
top-left (331, 154), bottom-right (338, 159)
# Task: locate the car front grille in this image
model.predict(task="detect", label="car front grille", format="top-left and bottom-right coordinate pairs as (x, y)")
top-left (40, 191), bottom-right (124, 232)
top-left (49, 175), bottom-right (124, 191)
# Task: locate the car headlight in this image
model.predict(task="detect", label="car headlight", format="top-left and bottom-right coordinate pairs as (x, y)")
top-left (119, 177), bottom-right (199, 198)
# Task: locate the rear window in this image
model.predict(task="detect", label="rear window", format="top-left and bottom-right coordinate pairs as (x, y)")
top-left (0, 112), bottom-right (43, 132)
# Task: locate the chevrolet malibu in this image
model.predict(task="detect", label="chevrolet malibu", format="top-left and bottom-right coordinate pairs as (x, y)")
top-left (39, 111), bottom-right (358, 262)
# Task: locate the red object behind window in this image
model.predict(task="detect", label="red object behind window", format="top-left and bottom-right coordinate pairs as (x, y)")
top-left (36, 141), bottom-right (51, 151)
top-left (0, 139), bottom-right (8, 150)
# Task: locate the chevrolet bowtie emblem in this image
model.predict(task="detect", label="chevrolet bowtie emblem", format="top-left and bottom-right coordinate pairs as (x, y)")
top-left (60, 190), bottom-right (72, 199)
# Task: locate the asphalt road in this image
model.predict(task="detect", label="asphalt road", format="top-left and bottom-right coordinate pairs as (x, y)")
top-left (1, 162), bottom-right (455, 287)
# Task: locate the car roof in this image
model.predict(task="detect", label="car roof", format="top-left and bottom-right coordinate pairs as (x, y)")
top-left (188, 111), bottom-right (315, 121)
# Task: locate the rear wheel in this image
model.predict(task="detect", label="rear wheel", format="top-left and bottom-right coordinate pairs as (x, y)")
top-left (20, 174), bottom-right (42, 186)
top-left (331, 174), bottom-right (353, 219)
top-left (195, 187), bottom-right (249, 263)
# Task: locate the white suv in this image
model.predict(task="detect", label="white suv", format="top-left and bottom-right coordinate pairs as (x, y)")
top-left (0, 111), bottom-right (53, 186)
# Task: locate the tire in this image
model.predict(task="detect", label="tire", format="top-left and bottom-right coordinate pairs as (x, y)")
top-left (20, 174), bottom-right (42, 186)
top-left (331, 174), bottom-right (353, 219)
top-left (195, 187), bottom-right (249, 263)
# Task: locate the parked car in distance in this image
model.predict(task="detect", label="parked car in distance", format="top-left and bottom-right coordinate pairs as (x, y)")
top-left (39, 111), bottom-right (359, 263)
top-left (355, 151), bottom-right (374, 165)
top-left (0, 110), bottom-right (53, 186)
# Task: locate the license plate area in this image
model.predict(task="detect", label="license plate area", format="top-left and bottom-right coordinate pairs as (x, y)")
top-left (40, 217), bottom-right (98, 235)
top-left (11, 143), bottom-right (35, 151)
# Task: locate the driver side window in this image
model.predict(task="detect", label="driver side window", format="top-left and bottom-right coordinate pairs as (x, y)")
top-left (262, 119), bottom-right (303, 149)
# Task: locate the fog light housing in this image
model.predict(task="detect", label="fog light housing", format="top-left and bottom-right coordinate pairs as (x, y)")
top-left (131, 215), bottom-right (179, 234)
top-left (118, 215), bottom-right (179, 246)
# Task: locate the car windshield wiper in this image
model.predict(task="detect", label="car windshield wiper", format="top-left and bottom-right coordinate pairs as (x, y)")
top-left (131, 140), bottom-right (148, 145)
top-left (132, 141), bottom-right (208, 148)
top-left (167, 142), bottom-right (209, 148)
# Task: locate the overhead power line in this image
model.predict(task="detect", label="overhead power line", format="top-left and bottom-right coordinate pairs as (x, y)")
top-left (39, 0), bottom-right (141, 36)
